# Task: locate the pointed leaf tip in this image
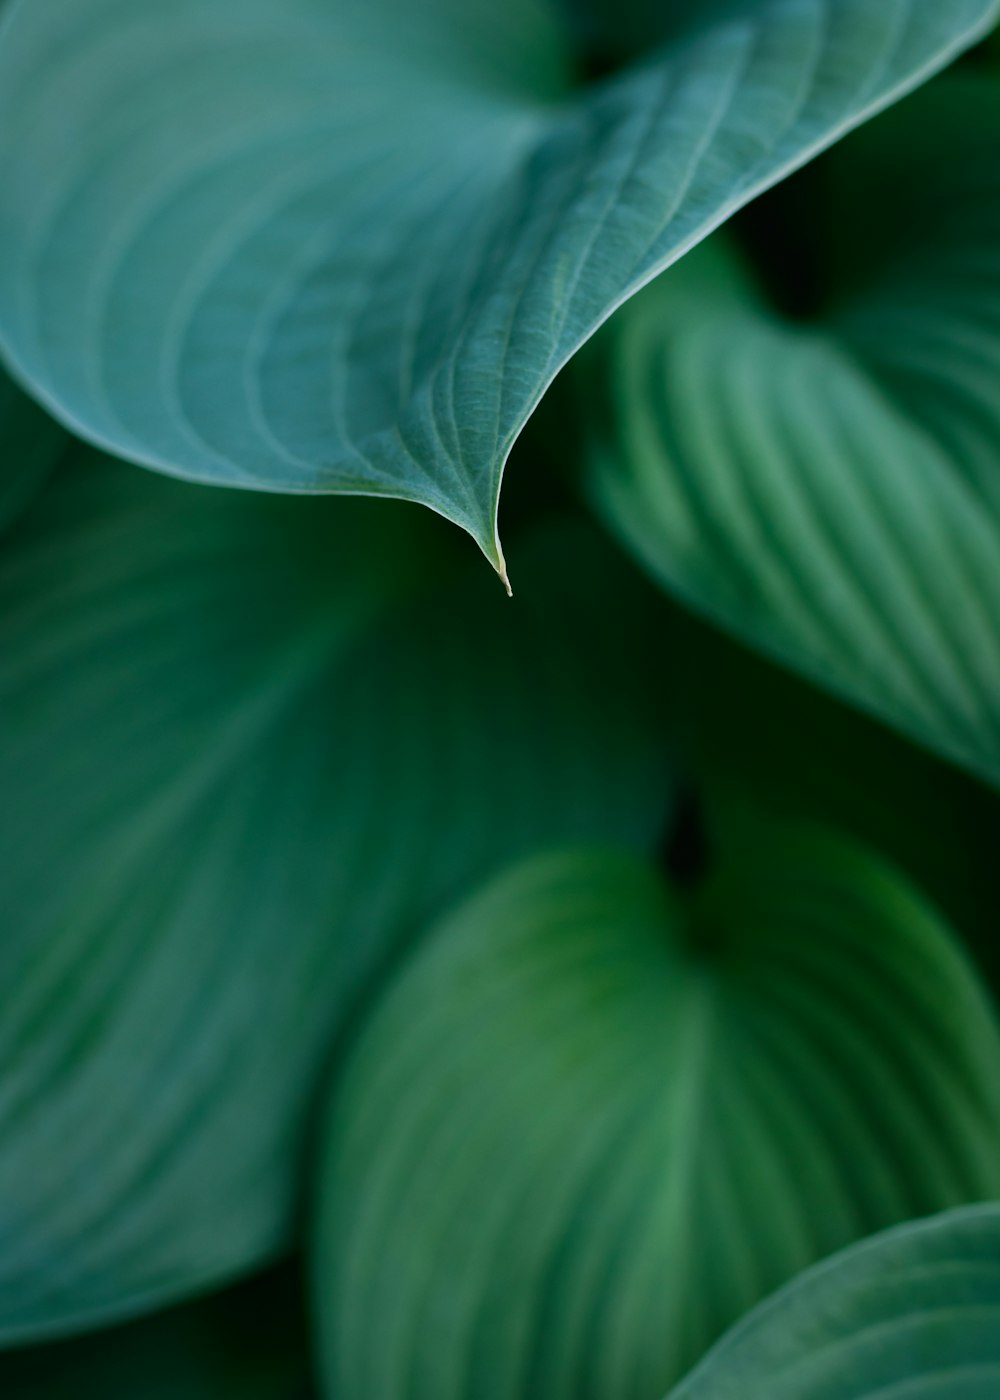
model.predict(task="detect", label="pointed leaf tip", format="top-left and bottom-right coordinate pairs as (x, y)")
top-left (0, 0), bottom-right (993, 543)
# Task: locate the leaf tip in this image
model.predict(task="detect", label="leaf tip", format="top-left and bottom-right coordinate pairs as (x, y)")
top-left (494, 545), bottom-right (513, 597)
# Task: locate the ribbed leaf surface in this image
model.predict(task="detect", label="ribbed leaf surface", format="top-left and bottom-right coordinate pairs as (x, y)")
top-left (0, 453), bottom-right (671, 1340)
top-left (314, 837), bottom-right (1000, 1400)
top-left (672, 1205), bottom-right (1000, 1399)
top-left (586, 76), bottom-right (1000, 783)
top-left (0, 0), bottom-right (994, 573)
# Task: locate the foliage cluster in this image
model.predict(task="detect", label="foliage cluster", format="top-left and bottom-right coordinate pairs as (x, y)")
top-left (1, 0), bottom-right (999, 1395)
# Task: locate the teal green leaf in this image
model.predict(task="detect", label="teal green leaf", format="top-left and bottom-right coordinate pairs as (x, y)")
top-left (0, 1267), bottom-right (314, 1399)
top-left (313, 835), bottom-right (1000, 1400)
top-left (0, 2), bottom-right (995, 577)
top-left (0, 452), bottom-right (672, 1343)
top-left (0, 366), bottom-right (65, 533)
top-left (671, 1205), bottom-right (1000, 1399)
top-left (585, 74), bottom-right (1000, 784)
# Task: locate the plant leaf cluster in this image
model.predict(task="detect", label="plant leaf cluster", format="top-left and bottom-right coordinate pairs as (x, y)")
top-left (0, 0), bottom-right (998, 1395)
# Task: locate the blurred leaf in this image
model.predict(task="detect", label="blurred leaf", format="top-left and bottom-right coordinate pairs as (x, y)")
top-left (0, 366), bottom-right (65, 533)
top-left (0, 452), bottom-right (673, 1342)
top-left (313, 834), bottom-right (1000, 1399)
top-left (671, 1204), bottom-right (1000, 1399)
top-left (0, 1), bottom-right (994, 574)
top-left (585, 75), bottom-right (1000, 785)
top-left (664, 607), bottom-right (1000, 969)
top-left (0, 1267), bottom-right (315, 1399)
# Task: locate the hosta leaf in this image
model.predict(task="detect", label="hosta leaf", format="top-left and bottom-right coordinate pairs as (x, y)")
top-left (0, 452), bottom-right (672, 1342)
top-left (313, 835), bottom-right (1000, 1400)
top-left (585, 74), bottom-right (1000, 784)
top-left (0, 2), bottom-right (995, 576)
top-left (0, 1268), bottom-right (314, 1399)
top-left (671, 1205), bottom-right (1000, 1399)
top-left (0, 366), bottom-right (65, 533)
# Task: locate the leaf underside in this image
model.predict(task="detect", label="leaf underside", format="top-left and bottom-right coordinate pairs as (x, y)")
top-left (0, 0), bottom-right (995, 569)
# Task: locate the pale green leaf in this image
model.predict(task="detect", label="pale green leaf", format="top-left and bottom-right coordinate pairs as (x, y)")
top-left (585, 75), bottom-right (1000, 784)
top-left (313, 834), bottom-right (1000, 1400)
top-left (0, 451), bottom-right (672, 1342)
top-left (671, 1204), bottom-right (1000, 1399)
top-left (0, 1), bottom-right (995, 575)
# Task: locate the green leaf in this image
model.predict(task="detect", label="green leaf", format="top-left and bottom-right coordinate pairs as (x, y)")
top-left (585, 73), bottom-right (1000, 784)
top-left (0, 451), bottom-right (672, 1342)
top-left (0, 365), bottom-right (65, 533)
top-left (0, 2), bottom-right (995, 576)
top-left (312, 834), bottom-right (1000, 1400)
top-left (0, 1267), bottom-right (315, 1399)
top-left (670, 1204), bottom-right (1000, 1399)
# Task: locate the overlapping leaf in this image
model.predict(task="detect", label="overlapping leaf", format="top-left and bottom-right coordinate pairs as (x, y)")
top-left (313, 835), bottom-right (1000, 1400)
top-left (0, 450), bottom-right (672, 1342)
top-left (672, 1205), bottom-right (1000, 1398)
top-left (0, 0), bottom-right (995, 575)
top-left (585, 74), bottom-right (1000, 784)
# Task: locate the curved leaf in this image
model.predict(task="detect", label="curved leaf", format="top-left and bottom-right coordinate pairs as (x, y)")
top-left (585, 74), bottom-right (1000, 783)
top-left (0, 452), bottom-right (672, 1342)
top-left (0, 1), bottom-right (995, 574)
top-left (313, 835), bottom-right (1000, 1400)
top-left (671, 1204), bottom-right (1000, 1399)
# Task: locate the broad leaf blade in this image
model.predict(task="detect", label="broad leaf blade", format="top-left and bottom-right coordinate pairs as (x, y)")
top-left (0, 452), bottom-right (672, 1341)
top-left (0, 0), bottom-right (995, 571)
top-left (585, 74), bottom-right (1000, 784)
top-left (670, 1205), bottom-right (1000, 1399)
top-left (313, 834), bottom-right (1000, 1400)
